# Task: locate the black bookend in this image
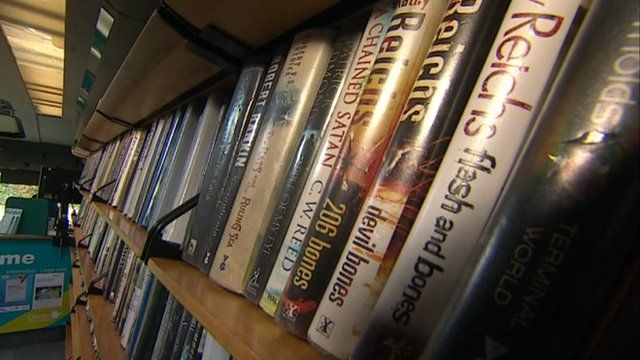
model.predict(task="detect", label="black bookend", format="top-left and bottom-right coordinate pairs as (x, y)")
top-left (157, 2), bottom-right (250, 74)
top-left (142, 194), bottom-right (199, 262)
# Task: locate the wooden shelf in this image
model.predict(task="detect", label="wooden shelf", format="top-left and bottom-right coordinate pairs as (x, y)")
top-left (70, 247), bottom-right (97, 360)
top-left (75, 184), bottom-right (148, 258)
top-left (148, 257), bottom-right (325, 360)
top-left (72, 226), bottom-right (126, 360)
top-left (90, 202), bottom-right (148, 258)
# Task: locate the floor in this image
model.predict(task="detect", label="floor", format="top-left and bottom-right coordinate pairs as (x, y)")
top-left (0, 327), bottom-right (66, 360)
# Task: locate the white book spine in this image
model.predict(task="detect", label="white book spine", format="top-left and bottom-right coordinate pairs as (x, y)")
top-left (354, 0), bottom-right (584, 354)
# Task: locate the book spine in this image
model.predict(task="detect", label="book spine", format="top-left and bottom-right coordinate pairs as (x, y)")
top-left (259, 1), bottom-right (394, 316)
top-left (352, 1), bottom-right (586, 358)
top-left (422, 1), bottom-right (639, 358)
top-left (243, 28), bottom-right (363, 304)
top-left (126, 120), bottom-right (165, 218)
top-left (137, 112), bottom-right (184, 225)
top-left (129, 277), bottom-right (169, 360)
top-left (307, 1), bottom-right (511, 358)
top-left (115, 129), bottom-right (147, 210)
top-left (186, 323), bottom-right (204, 360)
top-left (209, 29), bottom-right (336, 293)
top-left (181, 60), bottom-right (266, 268)
top-left (196, 49), bottom-right (287, 273)
top-left (122, 122), bottom-right (157, 217)
top-left (170, 309), bottom-right (193, 360)
top-left (152, 101), bottom-right (206, 228)
top-left (121, 267), bottom-right (150, 348)
top-left (276, 0), bottom-right (450, 338)
top-left (153, 294), bottom-right (186, 360)
top-left (163, 95), bottom-right (226, 244)
top-left (143, 108), bottom-right (190, 227)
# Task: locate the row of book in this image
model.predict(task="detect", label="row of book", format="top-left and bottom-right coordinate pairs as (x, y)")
top-left (76, 203), bottom-right (233, 360)
top-left (77, 0), bottom-right (638, 358)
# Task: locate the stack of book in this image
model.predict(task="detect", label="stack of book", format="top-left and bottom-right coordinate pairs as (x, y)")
top-left (75, 0), bottom-right (639, 358)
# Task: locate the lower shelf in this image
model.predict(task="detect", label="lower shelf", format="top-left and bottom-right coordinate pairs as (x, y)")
top-left (71, 226), bottom-right (126, 360)
top-left (148, 257), bottom-right (325, 360)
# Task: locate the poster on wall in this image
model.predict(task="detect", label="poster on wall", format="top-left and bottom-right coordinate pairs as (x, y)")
top-left (0, 239), bottom-right (71, 333)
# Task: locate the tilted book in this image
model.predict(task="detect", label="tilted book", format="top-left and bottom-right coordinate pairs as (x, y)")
top-left (181, 59), bottom-right (267, 269)
top-left (209, 29), bottom-right (336, 293)
top-left (352, 0), bottom-right (587, 358)
top-left (259, 0), bottom-right (394, 316)
top-left (243, 27), bottom-right (363, 304)
top-left (197, 49), bottom-right (288, 273)
top-left (276, 0), bottom-right (450, 338)
top-left (308, 1), bottom-right (511, 358)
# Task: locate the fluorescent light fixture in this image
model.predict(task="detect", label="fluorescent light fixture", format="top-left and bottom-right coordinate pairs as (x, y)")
top-left (90, 8), bottom-right (115, 60)
top-left (0, 20), bottom-right (64, 117)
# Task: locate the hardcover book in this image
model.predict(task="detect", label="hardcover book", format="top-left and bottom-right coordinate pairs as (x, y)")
top-left (259, 0), bottom-right (394, 316)
top-left (182, 59), bottom-right (267, 268)
top-left (421, 1), bottom-right (638, 357)
top-left (352, 0), bottom-right (587, 358)
top-left (209, 28), bottom-right (336, 293)
top-left (276, 0), bottom-right (450, 338)
top-left (196, 49), bottom-right (287, 273)
top-left (244, 27), bottom-right (363, 304)
top-left (308, 1), bottom-right (511, 358)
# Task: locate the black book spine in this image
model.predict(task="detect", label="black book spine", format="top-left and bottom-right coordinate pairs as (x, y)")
top-left (182, 58), bottom-right (267, 269)
top-left (129, 278), bottom-right (170, 360)
top-left (197, 48), bottom-right (288, 273)
top-left (170, 309), bottom-right (192, 360)
top-left (152, 294), bottom-right (186, 360)
top-left (421, 1), bottom-right (639, 358)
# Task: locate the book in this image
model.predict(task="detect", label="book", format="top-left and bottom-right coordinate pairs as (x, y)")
top-left (134, 113), bottom-right (178, 222)
top-left (151, 101), bottom-right (207, 228)
top-left (182, 58), bottom-right (267, 269)
top-left (351, 0), bottom-right (587, 358)
top-left (112, 129), bottom-right (147, 209)
top-left (420, 1), bottom-right (639, 358)
top-left (121, 266), bottom-right (150, 348)
top-left (198, 48), bottom-right (288, 274)
top-left (259, 0), bottom-right (395, 316)
top-left (162, 95), bottom-right (226, 244)
top-left (152, 294), bottom-right (186, 360)
top-left (202, 333), bottom-right (231, 360)
top-left (209, 28), bottom-right (336, 293)
top-left (307, 1), bottom-right (512, 358)
top-left (129, 277), bottom-right (169, 359)
top-left (123, 119), bottom-right (165, 218)
top-left (276, 0), bottom-right (450, 338)
top-left (170, 309), bottom-right (193, 360)
top-left (139, 107), bottom-right (188, 227)
top-left (243, 26), bottom-right (363, 304)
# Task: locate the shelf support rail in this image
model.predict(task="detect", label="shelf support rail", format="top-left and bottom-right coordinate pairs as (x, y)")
top-left (142, 193), bottom-right (199, 262)
top-left (157, 2), bottom-right (251, 74)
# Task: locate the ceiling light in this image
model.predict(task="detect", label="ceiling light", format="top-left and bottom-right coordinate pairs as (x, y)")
top-left (0, 20), bottom-right (64, 117)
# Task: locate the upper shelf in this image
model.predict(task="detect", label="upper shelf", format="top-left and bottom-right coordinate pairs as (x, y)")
top-left (73, 0), bottom-right (362, 155)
